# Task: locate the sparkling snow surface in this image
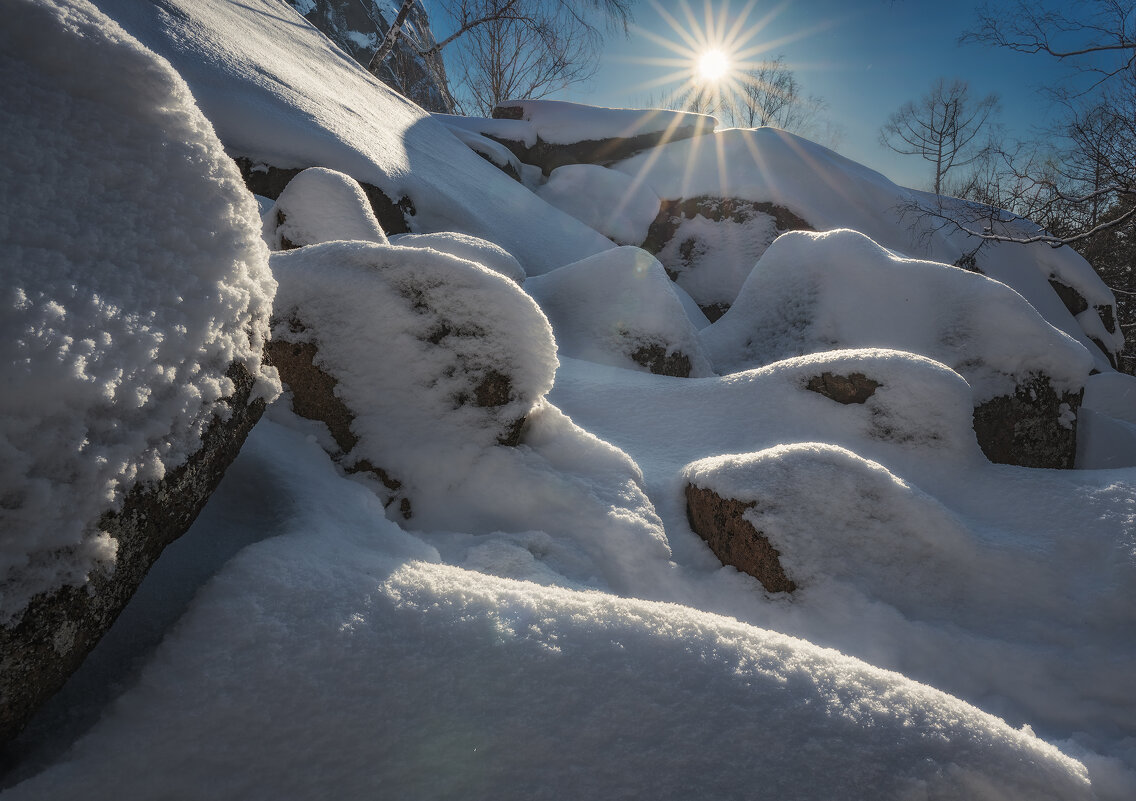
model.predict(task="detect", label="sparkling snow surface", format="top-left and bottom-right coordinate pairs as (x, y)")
top-left (4, 0), bottom-right (1136, 799)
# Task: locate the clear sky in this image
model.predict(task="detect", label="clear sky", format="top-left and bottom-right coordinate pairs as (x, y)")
top-left (542, 0), bottom-right (1082, 191)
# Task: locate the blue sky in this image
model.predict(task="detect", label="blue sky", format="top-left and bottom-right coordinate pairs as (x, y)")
top-left (542, 0), bottom-right (1081, 190)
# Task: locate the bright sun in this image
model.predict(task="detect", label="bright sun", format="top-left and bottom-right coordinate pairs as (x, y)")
top-left (697, 48), bottom-right (730, 82)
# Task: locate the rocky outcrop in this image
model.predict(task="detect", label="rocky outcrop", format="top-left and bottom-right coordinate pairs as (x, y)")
top-left (972, 374), bottom-right (1084, 469)
top-left (488, 104), bottom-right (716, 175)
top-left (0, 363), bottom-right (265, 745)
top-left (234, 158), bottom-right (413, 235)
top-left (629, 343), bottom-right (694, 378)
top-left (806, 372), bottom-right (881, 405)
top-left (684, 484), bottom-right (796, 594)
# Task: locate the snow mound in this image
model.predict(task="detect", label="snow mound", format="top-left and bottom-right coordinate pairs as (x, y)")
top-left (615, 126), bottom-right (1119, 368)
top-left (534, 164), bottom-right (661, 245)
top-left (264, 167), bottom-right (387, 249)
top-left (0, 0), bottom-right (276, 620)
top-left (526, 247), bottom-right (714, 378)
top-left (702, 229), bottom-right (1094, 400)
top-left (270, 241), bottom-right (554, 460)
top-left (494, 99), bottom-right (718, 145)
top-left (389, 231), bottom-right (525, 284)
top-left (2, 434), bottom-right (1093, 800)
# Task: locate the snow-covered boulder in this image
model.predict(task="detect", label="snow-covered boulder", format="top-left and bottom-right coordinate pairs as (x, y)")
top-left (534, 164), bottom-right (662, 245)
top-left (1, 0), bottom-right (277, 743)
top-left (488, 100), bottom-right (718, 175)
top-left (389, 231), bottom-right (526, 284)
top-left (268, 241), bottom-right (556, 514)
top-left (641, 196), bottom-right (814, 319)
top-left (702, 229), bottom-right (1096, 467)
top-left (264, 167), bottom-right (388, 250)
top-left (525, 247), bottom-right (714, 377)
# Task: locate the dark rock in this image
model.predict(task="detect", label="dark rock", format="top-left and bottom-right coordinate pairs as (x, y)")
top-left (806, 372), bottom-right (881, 405)
top-left (642, 196), bottom-right (814, 256)
top-left (487, 106), bottom-right (716, 176)
top-left (232, 157), bottom-right (412, 234)
top-left (684, 484), bottom-right (796, 594)
top-left (1048, 277), bottom-right (1089, 317)
top-left (629, 343), bottom-right (693, 378)
top-left (1090, 338), bottom-right (1119, 369)
top-left (972, 374), bottom-right (1084, 469)
top-left (698, 303), bottom-right (730, 323)
top-left (0, 363), bottom-right (265, 745)
top-left (1096, 304), bottom-right (1117, 335)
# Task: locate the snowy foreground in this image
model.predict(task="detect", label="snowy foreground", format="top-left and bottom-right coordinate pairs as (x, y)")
top-left (3, 0), bottom-right (1136, 799)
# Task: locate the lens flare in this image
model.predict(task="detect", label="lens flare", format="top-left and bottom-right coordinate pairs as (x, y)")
top-left (697, 49), bottom-right (730, 82)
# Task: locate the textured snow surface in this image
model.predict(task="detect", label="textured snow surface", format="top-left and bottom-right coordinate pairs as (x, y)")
top-left (389, 232), bottom-right (526, 283)
top-left (526, 247), bottom-right (714, 377)
top-left (1, 420), bottom-right (1094, 801)
top-left (534, 164), bottom-right (662, 245)
top-left (91, 0), bottom-right (612, 274)
top-left (615, 127), bottom-right (1121, 366)
top-left (494, 99), bottom-right (718, 145)
top-left (0, 0), bottom-right (276, 621)
top-left (701, 229), bottom-right (1095, 399)
top-left (264, 167), bottom-right (387, 249)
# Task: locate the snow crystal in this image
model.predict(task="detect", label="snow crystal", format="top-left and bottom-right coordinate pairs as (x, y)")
top-left (525, 247), bottom-right (714, 378)
top-left (701, 229), bottom-right (1095, 400)
top-left (0, 0), bottom-right (276, 621)
top-left (264, 167), bottom-right (388, 249)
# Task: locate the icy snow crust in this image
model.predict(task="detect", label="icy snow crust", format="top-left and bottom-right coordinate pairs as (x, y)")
top-left (92, 0), bottom-right (613, 275)
top-left (0, 0), bottom-right (276, 621)
top-left (702, 229), bottom-right (1095, 400)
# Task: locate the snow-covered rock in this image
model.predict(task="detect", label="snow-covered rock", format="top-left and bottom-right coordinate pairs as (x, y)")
top-left (1, 0), bottom-right (277, 742)
top-left (389, 231), bottom-right (525, 283)
top-left (264, 167), bottom-right (388, 250)
top-left (534, 164), bottom-right (662, 245)
top-left (525, 247), bottom-right (714, 378)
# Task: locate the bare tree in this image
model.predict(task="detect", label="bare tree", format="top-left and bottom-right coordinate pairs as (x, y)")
top-left (451, 2), bottom-right (598, 115)
top-left (727, 56), bottom-right (819, 131)
top-left (880, 78), bottom-right (1000, 195)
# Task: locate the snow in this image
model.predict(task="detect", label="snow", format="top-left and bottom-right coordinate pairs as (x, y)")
top-left (4, 0), bottom-right (1136, 797)
top-left (92, 0), bottom-right (614, 274)
top-left (701, 229), bottom-right (1095, 400)
top-left (494, 99), bottom-right (718, 145)
top-left (389, 231), bottom-right (526, 283)
top-left (0, 0), bottom-right (277, 622)
top-left (525, 247), bottom-right (714, 377)
top-left (615, 127), bottom-right (1122, 368)
top-left (264, 167), bottom-right (388, 249)
top-left (0, 418), bottom-right (1096, 801)
top-left (534, 164), bottom-right (662, 245)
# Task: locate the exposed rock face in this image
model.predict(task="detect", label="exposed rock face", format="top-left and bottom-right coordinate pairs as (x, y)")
top-left (972, 374), bottom-right (1084, 469)
top-left (806, 372), bottom-right (881, 405)
top-left (684, 484), bottom-right (797, 594)
top-left (488, 105), bottom-right (716, 175)
top-left (0, 364), bottom-right (265, 745)
top-left (283, 0), bottom-right (455, 113)
top-left (643, 197), bottom-right (814, 257)
top-left (629, 343), bottom-right (694, 378)
top-left (233, 158), bottom-right (413, 235)
top-left (1048, 277), bottom-right (1089, 316)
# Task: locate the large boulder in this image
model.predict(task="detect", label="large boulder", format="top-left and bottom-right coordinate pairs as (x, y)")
top-left (1, 0), bottom-right (278, 743)
top-left (268, 241), bottom-right (557, 513)
top-left (263, 167), bottom-right (389, 250)
top-left (487, 100), bottom-right (718, 175)
top-left (701, 229), bottom-right (1096, 467)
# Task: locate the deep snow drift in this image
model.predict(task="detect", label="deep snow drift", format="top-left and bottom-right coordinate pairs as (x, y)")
top-left (3, 0), bottom-right (1135, 799)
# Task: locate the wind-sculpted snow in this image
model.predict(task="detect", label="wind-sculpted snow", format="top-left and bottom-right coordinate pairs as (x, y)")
top-left (0, 0), bottom-right (277, 621)
top-left (389, 232), bottom-right (526, 284)
top-left (0, 421), bottom-right (1093, 801)
top-left (702, 229), bottom-right (1094, 401)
